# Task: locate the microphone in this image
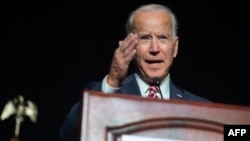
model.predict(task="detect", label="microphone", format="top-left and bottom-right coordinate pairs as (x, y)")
top-left (152, 77), bottom-right (163, 99)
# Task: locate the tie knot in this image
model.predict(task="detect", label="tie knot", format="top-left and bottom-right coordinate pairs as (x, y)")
top-left (149, 86), bottom-right (158, 93)
top-left (147, 85), bottom-right (159, 99)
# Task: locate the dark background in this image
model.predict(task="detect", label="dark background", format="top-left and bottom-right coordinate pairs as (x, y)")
top-left (0, 1), bottom-right (249, 141)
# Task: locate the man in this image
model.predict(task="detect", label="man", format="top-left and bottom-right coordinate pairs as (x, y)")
top-left (60, 3), bottom-right (210, 141)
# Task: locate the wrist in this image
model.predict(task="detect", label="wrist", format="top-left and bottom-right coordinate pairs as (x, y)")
top-left (107, 75), bottom-right (120, 88)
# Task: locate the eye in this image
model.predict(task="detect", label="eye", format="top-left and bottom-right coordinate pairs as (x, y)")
top-left (139, 35), bottom-right (151, 41)
top-left (158, 35), bottom-right (168, 40)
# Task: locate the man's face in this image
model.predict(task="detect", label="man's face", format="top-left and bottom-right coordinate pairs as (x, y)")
top-left (133, 11), bottom-right (179, 82)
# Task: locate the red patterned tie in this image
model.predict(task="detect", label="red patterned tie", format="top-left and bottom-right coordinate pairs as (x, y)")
top-left (147, 86), bottom-right (159, 99)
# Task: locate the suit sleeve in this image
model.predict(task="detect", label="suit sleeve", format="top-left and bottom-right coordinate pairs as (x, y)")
top-left (60, 102), bottom-right (81, 141)
top-left (60, 81), bottom-right (103, 141)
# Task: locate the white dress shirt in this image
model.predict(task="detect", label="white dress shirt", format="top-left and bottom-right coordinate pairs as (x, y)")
top-left (101, 73), bottom-right (170, 100)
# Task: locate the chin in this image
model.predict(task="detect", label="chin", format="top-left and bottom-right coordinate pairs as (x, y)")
top-left (147, 74), bottom-right (162, 80)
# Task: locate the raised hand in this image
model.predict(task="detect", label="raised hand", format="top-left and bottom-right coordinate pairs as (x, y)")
top-left (107, 33), bottom-right (138, 87)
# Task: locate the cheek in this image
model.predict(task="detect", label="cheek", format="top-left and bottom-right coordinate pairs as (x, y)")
top-left (135, 45), bottom-right (147, 57)
top-left (134, 46), bottom-right (146, 66)
top-left (134, 53), bottom-right (142, 65)
top-left (163, 47), bottom-right (176, 58)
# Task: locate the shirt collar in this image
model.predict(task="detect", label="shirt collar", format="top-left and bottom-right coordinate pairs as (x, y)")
top-left (134, 73), bottom-right (170, 99)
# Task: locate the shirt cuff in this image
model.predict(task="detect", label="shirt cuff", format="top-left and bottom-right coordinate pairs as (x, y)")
top-left (101, 75), bottom-right (119, 93)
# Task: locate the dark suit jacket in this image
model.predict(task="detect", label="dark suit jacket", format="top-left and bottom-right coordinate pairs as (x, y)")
top-left (60, 74), bottom-right (210, 141)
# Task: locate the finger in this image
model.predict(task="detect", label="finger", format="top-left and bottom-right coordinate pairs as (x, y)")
top-left (119, 33), bottom-right (136, 52)
top-left (123, 35), bottom-right (138, 56)
top-left (124, 49), bottom-right (136, 63)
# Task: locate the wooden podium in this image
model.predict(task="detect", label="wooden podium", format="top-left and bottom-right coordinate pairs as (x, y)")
top-left (80, 90), bottom-right (250, 141)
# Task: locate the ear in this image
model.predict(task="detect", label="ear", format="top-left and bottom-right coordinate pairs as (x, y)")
top-left (173, 36), bottom-right (179, 58)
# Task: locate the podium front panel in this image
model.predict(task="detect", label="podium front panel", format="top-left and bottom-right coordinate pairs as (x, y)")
top-left (80, 90), bottom-right (250, 141)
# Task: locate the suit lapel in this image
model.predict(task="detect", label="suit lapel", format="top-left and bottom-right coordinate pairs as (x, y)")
top-left (119, 74), bottom-right (141, 96)
top-left (169, 80), bottom-right (188, 100)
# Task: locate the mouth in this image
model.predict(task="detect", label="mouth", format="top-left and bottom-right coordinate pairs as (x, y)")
top-left (145, 60), bottom-right (163, 64)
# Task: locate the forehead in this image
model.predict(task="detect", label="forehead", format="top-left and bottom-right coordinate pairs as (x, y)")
top-left (133, 11), bottom-right (172, 32)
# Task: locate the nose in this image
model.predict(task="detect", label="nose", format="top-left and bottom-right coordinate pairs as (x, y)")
top-left (149, 38), bottom-right (160, 53)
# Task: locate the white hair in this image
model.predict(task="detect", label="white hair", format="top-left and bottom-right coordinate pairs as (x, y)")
top-left (125, 4), bottom-right (178, 36)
